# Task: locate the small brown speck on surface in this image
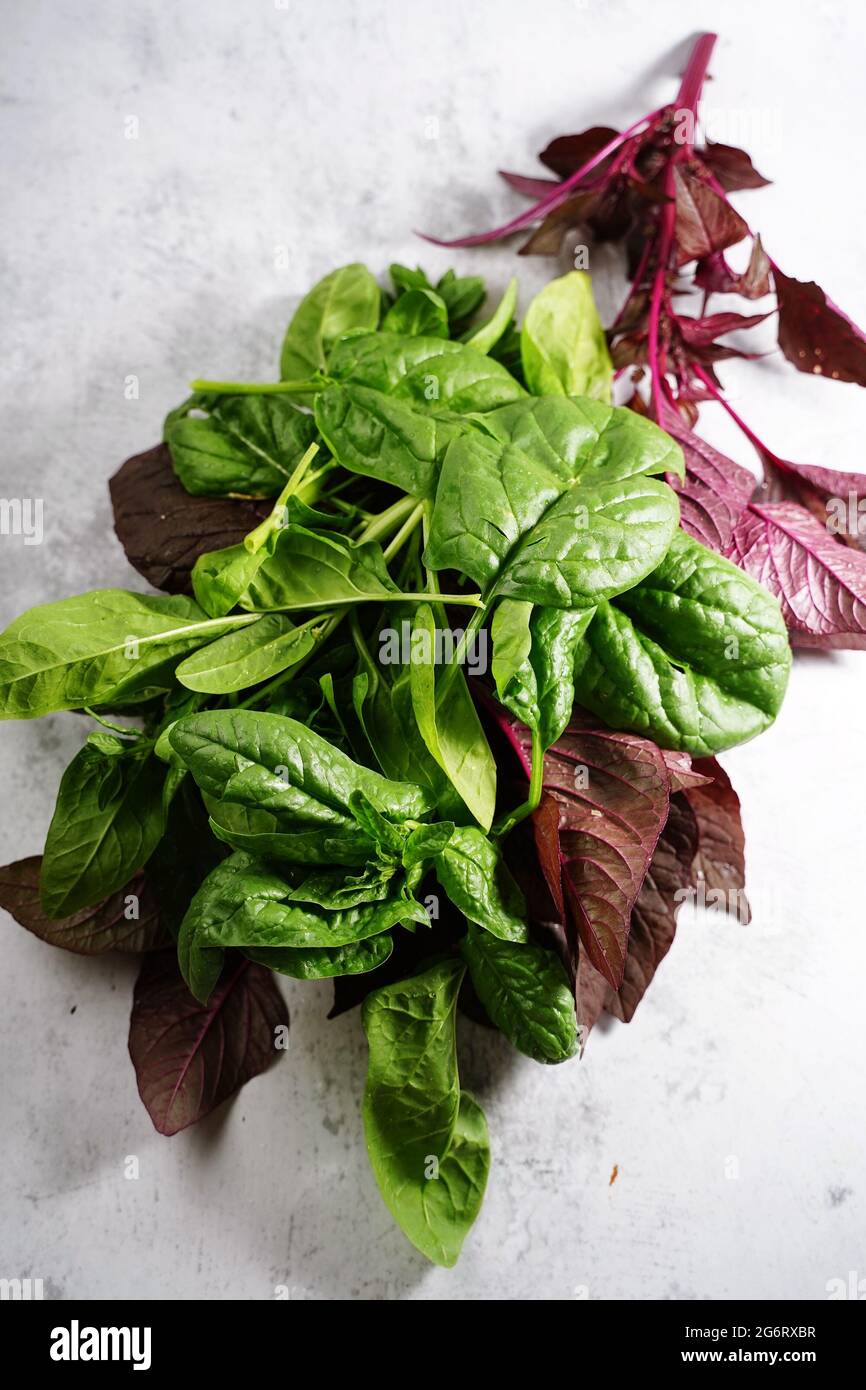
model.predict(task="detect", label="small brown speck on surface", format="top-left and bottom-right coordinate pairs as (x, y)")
top-left (609, 1164), bottom-right (619, 1186)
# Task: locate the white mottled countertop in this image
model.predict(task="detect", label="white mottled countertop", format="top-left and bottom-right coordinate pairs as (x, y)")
top-left (1, 0), bottom-right (864, 1299)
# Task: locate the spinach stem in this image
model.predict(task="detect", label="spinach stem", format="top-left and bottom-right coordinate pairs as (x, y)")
top-left (493, 727), bottom-right (544, 838)
top-left (189, 378), bottom-right (324, 396)
top-left (383, 501), bottom-right (425, 562)
top-left (84, 708), bottom-right (147, 739)
top-left (355, 493), bottom-right (419, 546)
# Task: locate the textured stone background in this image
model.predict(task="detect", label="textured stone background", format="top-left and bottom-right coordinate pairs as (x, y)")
top-left (1, 0), bottom-right (864, 1300)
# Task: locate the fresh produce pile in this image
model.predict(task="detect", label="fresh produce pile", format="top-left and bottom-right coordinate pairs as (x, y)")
top-left (0, 252), bottom-right (791, 1263)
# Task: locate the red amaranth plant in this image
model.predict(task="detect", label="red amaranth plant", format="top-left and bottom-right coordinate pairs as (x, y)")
top-left (427, 31), bottom-right (866, 648)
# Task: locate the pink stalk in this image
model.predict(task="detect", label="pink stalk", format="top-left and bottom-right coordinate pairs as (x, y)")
top-left (646, 33), bottom-right (717, 418)
top-left (421, 106), bottom-right (669, 248)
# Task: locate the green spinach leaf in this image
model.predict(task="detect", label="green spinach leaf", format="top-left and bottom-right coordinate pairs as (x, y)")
top-left (464, 277), bottom-right (518, 355)
top-left (280, 263), bottom-right (380, 383)
top-left (41, 734), bottom-right (168, 918)
top-left (175, 614), bottom-right (319, 693)
top-left (408, 604), bottom-right (497, 830)
top-left (434, 825), bottom-right (527, 941)
top-left (328, 333), bottom-right (525, 412)
top-left (571, 529), bottom-right (793, 753)
top-left (382, 288), bottom-right (449, 338)
top-left (165, 393), bottom-right (317, 497)
top-left (460, 924), bottom-right (578, 1063)
top-left (480, 393), bottom-right (684, 483)
top-left (245, 933), bottom-right (394, 979)
top-left (169, 709), bottom-right (435, 823)
top-left (315, 383), bottom-right (464, 496)
top-left (521, 271), bottom-right (613, 401)
top-left (362, 957), bottom-right (489, 1266)
top-left (492, 600), bottom-right (593, 751)
top-left (435, 269), bottom-right (487, 332)
top-left (424, 431), bottom-right (680, 607)
top-left (0, 590), bottom-right (255, 719)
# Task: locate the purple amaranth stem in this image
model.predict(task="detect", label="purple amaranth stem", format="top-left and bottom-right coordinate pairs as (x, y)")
top-left (647, 33), bottom-right (717, 417)
top-left (421, 107), bottom-right (669, 248)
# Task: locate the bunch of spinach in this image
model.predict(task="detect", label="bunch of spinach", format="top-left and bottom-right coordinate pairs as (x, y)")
top-left (0, 257), bottom-right (791, 1265)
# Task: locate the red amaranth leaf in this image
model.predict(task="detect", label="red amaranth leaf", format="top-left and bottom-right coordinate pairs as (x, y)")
top-left (575, 948), bottom-right (610, 1045)
top-left (498, 170), bottom-right (559, 199)
top-left (572, 793), bottom-right (699, 1037)
top-left (524, 722), bottom-right (671, 989)
top-left (607, 793), bottom-right (699, 1021)
top-left (673, 163), bottom-right (749, 266)
top-left (0, 859), bottom-right (167, 954)
top-left (761, 455), bottom-right (866, 553)
top-left (661, 749), bottom-right (715, 793)
top-left (727, 500), bottom-right (866, 648)
top-left (659, 406), bottom-right (756, 551)
top-left (519, 190), bottom-right (601, 256)
top-left (677, 310), bottom-right (770, 347)
top-left (698, 141), bottom-right (770, 192)
top-left (129, 953), bottom-right (288, 1136)
top-left (538, 126), bottom-right (620, 178)
top-left (774, 266), bottom-right (866, 387)
top-left (694, 236), bottom-right (771, 300)
top-left (685, 758), bottom-right (750, 923)
top-left (109, 443), bottom-right (269, 594)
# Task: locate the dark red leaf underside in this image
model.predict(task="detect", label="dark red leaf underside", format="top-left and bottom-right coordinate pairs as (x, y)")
top-left (129, 953), bottom-right (288, 1136)
top-left (673, 163), bottom-right (749, 266)
top-left (698, 141), bottom-right (771, 192)
top-left (686, 758), bottom-right (750, 924)
top-left (727, 500), bottom-right (866, 648)
top-left (774, 266), bottom-right (866, 387)
top-left (660, 406), bottom-right (756, 551)
top-left (0, 858), bottom-right (167, 954)
top-left (525, 723), bottom-right (670, 989)
top-left (109, 443), bottom-right (270, 594)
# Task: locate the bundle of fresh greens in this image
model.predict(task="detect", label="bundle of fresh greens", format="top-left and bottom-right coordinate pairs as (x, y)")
top-left (0, 259), bottom-right (791, 1264)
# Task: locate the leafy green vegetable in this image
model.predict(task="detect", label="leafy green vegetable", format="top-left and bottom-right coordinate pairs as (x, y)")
top-left (382, 288), bottom-right (449, 338)
top-left (234, 526), bottom-right (479, 613)
top-left (571, 530), bottom-right (793, 753)
top-left (237, 527), bottom-right (397, 610)
top-left (492, 600), bottom-right (593, 751)
top-left (408, 604), bottom-right (497, 830)
top-left (480, 393), bottom-right (685, 484)
top-left (165, 393), bottom-right (317, 497)
top-left (464, 277), bottom-right (518, 355)
top-left (424, 431), bottom-right (680, 607)
top-left (315, 383), bottom-right (463, 496)
top-left (362, 958), bottom-right (489, 1266)
top-left (434, 825), bottom-right (527, 941)
top-left (0, 590), bottom-right (255, 719)
top-left (280, 263), bottom-right (380, 383)
top-left (40, 733), bottom-right (168, 917)
top-left (175, 613), bottom-right (320, 694)
top-left (189, 445), bottom-right (322, 617)
top-left (328, 333), bottom-right (525, 412)
top-left (434, 269), bottom-right (487, 332)
top-left (0, 248), bottom-right (797, 1271)
top-left (521, 271), bottom-right (613, 401)
top-left (245, 934), bottom-right (394, 979)
top-left (169, 708), bottom-right (434, 824)
top-left (460, 925), bottom-right (578, 1063)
